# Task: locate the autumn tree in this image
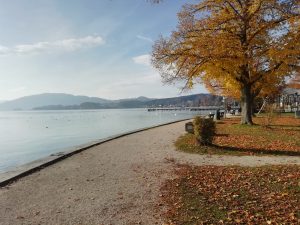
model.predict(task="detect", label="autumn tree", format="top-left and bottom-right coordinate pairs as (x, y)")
top-left (152, 0), bottom-right (300, 124)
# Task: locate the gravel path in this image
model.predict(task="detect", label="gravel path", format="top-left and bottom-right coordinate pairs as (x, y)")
top-left (1, 120), bottom-right (299, 225)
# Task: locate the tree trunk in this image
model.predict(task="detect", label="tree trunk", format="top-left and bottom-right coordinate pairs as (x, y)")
top-left (240, 84), bottom-right (254, 125)
top-left (251, 97), bottom-right (256, 117)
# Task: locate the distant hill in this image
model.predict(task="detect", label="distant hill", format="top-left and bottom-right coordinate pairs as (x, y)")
top-left (146, 94), bottom-right (222, 107)
top-left (116, 96), bottom-right (154, 103)
top-left (0, 93), bottom-right (222, 111)
top-left (0, 93), bottom-right (109, 110)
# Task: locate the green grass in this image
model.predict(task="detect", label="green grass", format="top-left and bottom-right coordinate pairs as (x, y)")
top-left (175, 116), bottom-right (300, 156)
top-left (179, 180), bottom-right (227, 224)
top-left (175, 133), bottom-right (247, 156)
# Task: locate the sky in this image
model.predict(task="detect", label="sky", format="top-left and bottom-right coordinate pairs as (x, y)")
top-left (0, 0), bottom-right (207, 101)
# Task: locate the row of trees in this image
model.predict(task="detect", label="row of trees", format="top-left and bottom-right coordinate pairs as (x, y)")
top-left (151, 0), bottom-right (300, 124)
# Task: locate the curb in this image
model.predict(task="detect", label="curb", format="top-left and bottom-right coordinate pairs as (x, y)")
top-left (0, 118), bottom-right (192, 187)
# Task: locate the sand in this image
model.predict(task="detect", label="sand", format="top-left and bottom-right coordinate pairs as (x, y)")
top-left (1, 120), bottom-right (299, 225)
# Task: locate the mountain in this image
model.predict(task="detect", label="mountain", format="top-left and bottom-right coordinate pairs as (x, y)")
top-left (136, 96), bottom-right (154, 102)
top-left (146, 94), bottom-right (222, 107)
top-left (0, 93), bottom-right (223, 111)
top-left (115, 96), bottom-right (154, 103)
top-left (0, 93), bottom-right (109, 110)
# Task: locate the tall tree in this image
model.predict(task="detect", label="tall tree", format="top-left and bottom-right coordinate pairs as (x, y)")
top-left (152, 0), bottom-right (300, 124)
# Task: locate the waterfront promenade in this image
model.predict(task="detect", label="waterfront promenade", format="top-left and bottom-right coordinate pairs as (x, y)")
top-left (1, 120), bottom-right (299, 225)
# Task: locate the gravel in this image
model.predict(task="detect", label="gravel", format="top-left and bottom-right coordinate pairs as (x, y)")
top-left (1, 120), bottom-right (299, 225)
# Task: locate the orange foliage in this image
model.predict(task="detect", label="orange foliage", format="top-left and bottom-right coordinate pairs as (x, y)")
top-left (152, 0), bottom-right (300, 123)
top-left (161, 165), bottom-right (300, 224)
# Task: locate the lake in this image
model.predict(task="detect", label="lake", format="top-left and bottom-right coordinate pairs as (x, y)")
top-left (0, 109), bottom-right (207, 173)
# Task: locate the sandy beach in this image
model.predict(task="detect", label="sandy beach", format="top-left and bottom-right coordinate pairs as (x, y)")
top-left (1, 120), bottom-right (300, 225)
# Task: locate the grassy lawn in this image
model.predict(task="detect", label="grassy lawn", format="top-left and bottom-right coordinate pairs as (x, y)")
top-left (175, 114), bottom-right (300, 156)
top-left (161, 165), bottom-right (300, 224)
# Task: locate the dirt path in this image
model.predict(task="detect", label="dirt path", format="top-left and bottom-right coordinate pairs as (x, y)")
top-left (1, 120), bottom-right (299, 225)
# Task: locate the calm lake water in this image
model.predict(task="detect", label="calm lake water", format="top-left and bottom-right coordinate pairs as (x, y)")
top-left (0, 109), bottom-right (204, 173)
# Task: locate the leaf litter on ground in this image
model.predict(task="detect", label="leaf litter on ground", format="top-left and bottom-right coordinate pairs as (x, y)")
top-left (160, 165), bottom-right (300, 225)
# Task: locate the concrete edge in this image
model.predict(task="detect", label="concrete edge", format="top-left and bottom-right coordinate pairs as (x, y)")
top-left (0, 118), bottom-right (192, 187)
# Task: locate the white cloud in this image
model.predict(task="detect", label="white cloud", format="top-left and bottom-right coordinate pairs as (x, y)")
top-left (0, 36), bottom-right (105, 56)
top-left (132, 54), bottom-right (151, 66)
top-left (136, 35), bottom-right (154, 43)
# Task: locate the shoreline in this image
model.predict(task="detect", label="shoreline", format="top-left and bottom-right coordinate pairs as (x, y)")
top-left (0, 118), bottom-right (192, 187)
top-left (1, 119), bottom-right (299, 225)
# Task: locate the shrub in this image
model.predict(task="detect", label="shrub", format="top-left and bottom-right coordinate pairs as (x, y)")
top-left (193, 116), bottom-right (216, 145)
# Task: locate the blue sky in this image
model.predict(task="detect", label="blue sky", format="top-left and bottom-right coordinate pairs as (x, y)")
top-left (0, 0), bottom-right (206, 100)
